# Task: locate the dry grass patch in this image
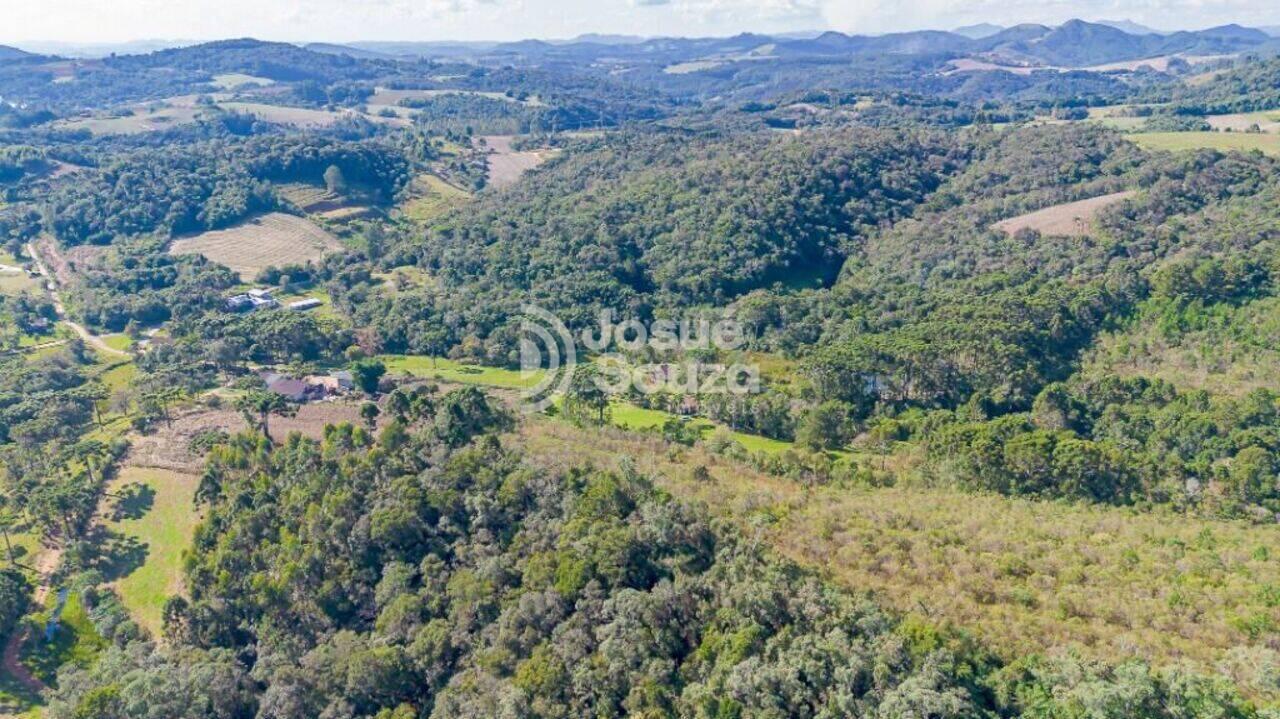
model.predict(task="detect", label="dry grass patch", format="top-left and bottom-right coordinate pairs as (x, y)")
top-left (515, 414), bottom-right (1280, 687)
top-left (946, 58), bottom-right (1036, 75)
top-left (217, 102), bottom-right (347, 127)
top-left (0, 272), bottom-right (38, 296)
top-left (127, 401), bottom-right (371, 472)
top-left (210, 73), bottom-right (274, 90)
top-left (277, 183), bottom-right (373, 220)
top-left (1081, 296), bottom-right (1280, 398)
top-left (993, 190), bottom-right (1135, 237)
top-left (55, 105), bottom-right (202, 136)
top-left (167, 212), bottom-right (343, 280)
top-left (1205, 112), bottom-right (1280, 134)
top-left (220, 102), bottom-right (407, 129)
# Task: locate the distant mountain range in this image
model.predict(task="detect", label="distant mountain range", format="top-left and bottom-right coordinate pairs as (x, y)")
top-left (10, 39), bottom-right (196, 58)
top-left (345, 19), bottom-right (1277, 69)
top-left (7, 18), bottom-right (1279, 69)
top-left (970, 19), bottom-right (1272, 67)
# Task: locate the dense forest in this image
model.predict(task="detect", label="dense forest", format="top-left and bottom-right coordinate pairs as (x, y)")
top-left (45, 136), bottom-right (411, 246)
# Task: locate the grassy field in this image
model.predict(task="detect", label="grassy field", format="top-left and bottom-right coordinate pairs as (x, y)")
top-left (0, 272), bottom-right (39, 296)
top-left (276, 285), bottom-right (341, 321)
top-left (1131, 131), bottom-right (1280, 155)
top-left (52, 104), bottom-right (203, 136)
top-left (220, 102), bottom-right (406, 129)
top-left (20, 591), bottom-right (106, 686)
top-left (371, 266), bottom-right (437, 295)
top-left (369, 87), bottom-right (541, 107)
top-left (168, 212), bottom-right (344, 280)
top-left (94, 360), bottom-right (136, 394)
top-left (401, 173), bottom-right (469, 223)
top-left (100, 334), bottom-right (133, 352)
top-left (517, 415), bottom-right (1280, 691)
top-left (217, 102), bottom-right (349, 128)
top-left (380, 354), bottom-right (801, 454)
top-left (101, 467), bottom-right (201, 635)
top-left (607, 401), bottom-right (796, 454)
top-left (380, 354), bottom-right (542, 389)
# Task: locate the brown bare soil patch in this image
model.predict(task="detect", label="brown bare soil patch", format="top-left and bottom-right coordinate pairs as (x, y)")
top-left (477, 135), bottom-right (559, 188)
top-left (993, 190), bottom-right (1135, 237)
top-left (126, 401), bottom-right (370, 472)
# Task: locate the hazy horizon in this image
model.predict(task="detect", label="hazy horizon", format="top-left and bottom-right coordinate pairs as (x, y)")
top-left (3, 0), bottom-right (1279, 49)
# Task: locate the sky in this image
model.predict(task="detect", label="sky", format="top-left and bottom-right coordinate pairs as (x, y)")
top-left (2, 0), bottom-right (1278, 46)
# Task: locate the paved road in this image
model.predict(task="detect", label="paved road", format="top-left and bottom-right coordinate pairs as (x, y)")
top-left (24, 242), bottom-right (130, 359)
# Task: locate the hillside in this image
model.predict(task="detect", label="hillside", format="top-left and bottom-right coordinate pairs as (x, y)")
top-left (0, 45), bottom-right (34, 61)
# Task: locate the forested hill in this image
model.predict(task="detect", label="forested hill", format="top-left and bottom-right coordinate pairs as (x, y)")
top-left (0, 45), bottom-right (35, 61)
top-left (1146, 56), bottom-right (1280, 114)
top-left (414, 127), bottom-right (966, 313)
top-left (367, 123), bottom-right (1136, 352)
top-left (43, 395), bottom-right (1265, 718)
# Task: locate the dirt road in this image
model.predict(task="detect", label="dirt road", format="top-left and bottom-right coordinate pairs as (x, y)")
top-left (0, 547), bottom-right (61, 705)
top-left (24, 241), bottom-right (129, 359)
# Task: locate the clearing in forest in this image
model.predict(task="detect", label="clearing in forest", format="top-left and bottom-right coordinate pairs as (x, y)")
top-left (369, 87), bottom-right (542, 107)
top-left (217, 101), bottom-right (349, 127)
top-left (210, 73), bottom-right (274, 90)
top-left (478, 135), bottom-right (558, 188)
top-left (100, 467), bottom-right (201, 636)
top-left (1131, 131), bottom-right (1280, 155)
top-left (993, 190), bottom-right (1135, 237)
top-left (277, 182), bottom-right (373, 221)
top-left (54, 102), bottom-right (204, 136)
top-left (401, 173), bottom-right (470, 222)
top-left (167, 212), bottom-right (343, 280)
top-left (1204, 111), bottom-right (1280, 133)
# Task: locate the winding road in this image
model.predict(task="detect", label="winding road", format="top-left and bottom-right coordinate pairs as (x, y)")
top-left (24, 242), bottom-right (130, 359)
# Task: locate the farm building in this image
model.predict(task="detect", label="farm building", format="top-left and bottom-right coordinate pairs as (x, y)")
top-left (225, 288), bottom-right (279, 312)
top-left (260, 370), bottom-right (355, 402)
top-left (262, 373), bottom-right (314, 402)
top-left (307, 370), bottom-right (354, 393)
top-left (288, 298), bottom-right (322, 311)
